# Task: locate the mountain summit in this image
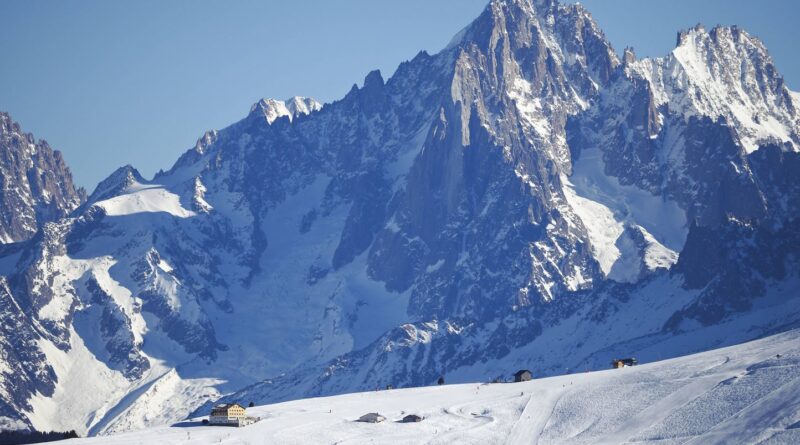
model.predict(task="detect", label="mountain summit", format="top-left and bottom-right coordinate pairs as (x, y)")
top-left (249, 96), bottom-right (322, 124)
top-left (0, 113), bottom-right (86, 243)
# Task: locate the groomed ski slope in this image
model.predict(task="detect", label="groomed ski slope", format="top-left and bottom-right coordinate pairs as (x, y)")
top-left (67, 329), bottom-right (800, 445)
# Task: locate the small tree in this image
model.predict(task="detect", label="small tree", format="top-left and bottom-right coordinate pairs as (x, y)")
top-left (248, 401), bottom-right (255, 408)
top-left (437, 376), bottom-right (445, 385)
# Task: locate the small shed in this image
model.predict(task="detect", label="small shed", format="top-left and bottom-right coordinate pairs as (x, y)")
top-left (357, 413), bottom-right (386, 423)
top-left (611, 358), bottom-right (638, 369)
top-left (401, 414), bottom-right (423, 423)
top-left (514, 370), bottom-right (533, 382)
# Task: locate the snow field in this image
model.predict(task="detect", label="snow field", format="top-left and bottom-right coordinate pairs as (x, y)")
top-left (65, 328), bottom-right (800, 444)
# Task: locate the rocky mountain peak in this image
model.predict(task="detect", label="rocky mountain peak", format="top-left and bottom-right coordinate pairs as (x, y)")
top-left (673, 23), bottom-right (772, 70)
top-left (449, 0), bottom-right (551, 52)
top-left (193, 129), bottom-right (218, 155)
top-left (0, 112), bottom-right (86, 243)
top-left (284, 96), bottom-right (323, 118)
top-left (623, 46), bottom-right (636, 65)
top-left (362, 69), bottom-right (385, 91)
top-left (0, 112), bottom-right (22, 135)
top-left (86, 164), bottom-right (145, 204)
top-left (249, 96), bottom-right (321, 124)
top-left (621, 23), bottom-right (799, 155)
top-left (490, 0), bottom-right (558, 15)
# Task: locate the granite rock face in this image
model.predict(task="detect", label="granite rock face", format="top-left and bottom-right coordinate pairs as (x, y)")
top-left (0, 113), bottom-right (86, 243)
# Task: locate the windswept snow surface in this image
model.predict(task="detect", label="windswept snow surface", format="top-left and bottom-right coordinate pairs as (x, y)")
top-left (91, 176), bottom-right (195, 218)
top-left (65, 329), bottom-right (800, 444)
top-left (563, 147), bottom-right (687, 281)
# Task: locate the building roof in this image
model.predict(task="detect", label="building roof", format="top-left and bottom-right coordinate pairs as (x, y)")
top-left (214, 403), bottom-right (244, 409)
top-left (514, 369), bottom-right (532, 376)
top-left (211, 403), bottom-right (245, 414)
top-left (357, 412), bottom-right (386, 423)
top-left (402, 414), bottom-right (423, 422)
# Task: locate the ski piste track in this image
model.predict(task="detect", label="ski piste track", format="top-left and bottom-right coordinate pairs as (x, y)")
top-left (65, 328), bottom-right (800, 444)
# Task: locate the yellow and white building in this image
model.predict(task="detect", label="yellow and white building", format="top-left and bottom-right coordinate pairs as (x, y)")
top-left (209, 403), bottom-right (253, 427)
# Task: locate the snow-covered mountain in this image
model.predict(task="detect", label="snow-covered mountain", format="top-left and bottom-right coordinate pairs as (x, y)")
top-left (1, 0), bottom-right (799, 436)
top-left (65, 328), bottom-right (800, 444)
top-left (249, 96), bottom-right (322, 124)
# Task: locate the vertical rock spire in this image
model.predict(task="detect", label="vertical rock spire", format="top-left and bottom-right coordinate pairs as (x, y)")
top-left (0, 112), bottom-right (86, 243)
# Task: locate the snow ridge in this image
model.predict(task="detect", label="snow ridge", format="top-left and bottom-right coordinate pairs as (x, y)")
top-left (249, 96), bottom-right (322, 124)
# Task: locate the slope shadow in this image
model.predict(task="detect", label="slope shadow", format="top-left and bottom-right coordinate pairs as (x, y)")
top-left (171, 420), bottom-right (205, 428)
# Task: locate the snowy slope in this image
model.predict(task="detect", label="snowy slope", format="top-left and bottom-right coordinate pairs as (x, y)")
top-left (209, 265), bottom-right (800, 414)
top-left (561, 145), bottom-right (686, 282)
top-left (64, 328), bottom-right (800, 445)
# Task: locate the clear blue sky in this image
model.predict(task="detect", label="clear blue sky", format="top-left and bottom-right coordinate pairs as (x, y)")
top-left (2, 0), bottom-right (798, 190)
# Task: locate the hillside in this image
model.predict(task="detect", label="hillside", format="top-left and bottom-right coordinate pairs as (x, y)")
top-left (64, 328), bottom-right (800, 444)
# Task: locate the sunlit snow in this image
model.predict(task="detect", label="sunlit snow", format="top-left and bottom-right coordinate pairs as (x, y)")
top-left (65, 329), bottom-right (800, 445)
